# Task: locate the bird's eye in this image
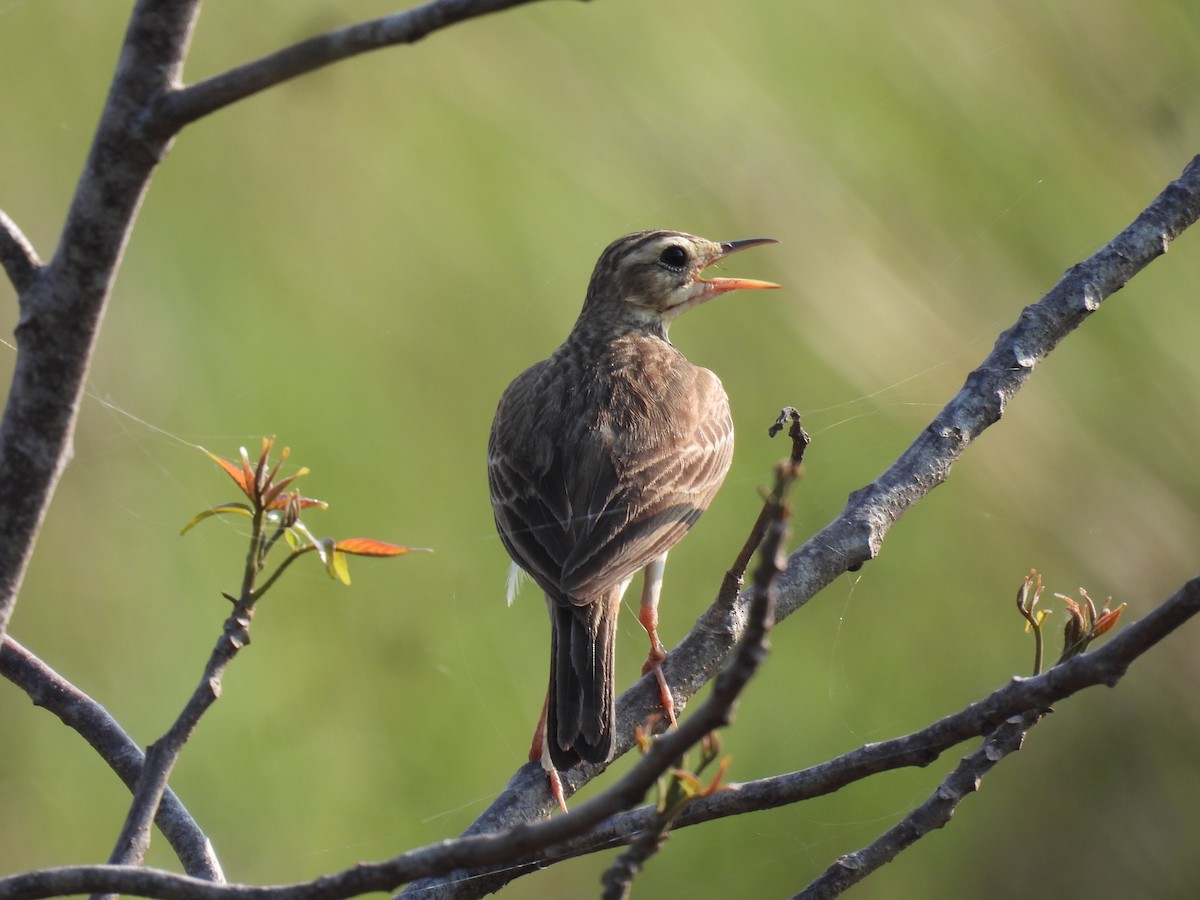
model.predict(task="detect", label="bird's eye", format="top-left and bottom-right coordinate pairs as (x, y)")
top-left (658, 245), bottom-right (688, 270)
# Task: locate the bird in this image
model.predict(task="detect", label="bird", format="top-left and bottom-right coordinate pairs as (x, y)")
top-left (487, 229), bottom-right (779, 809)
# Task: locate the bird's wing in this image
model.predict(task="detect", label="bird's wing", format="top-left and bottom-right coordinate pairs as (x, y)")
top-left (489, 349), bottom-right (733, 605)
top-left (558, 367), bottom-right (733, 601)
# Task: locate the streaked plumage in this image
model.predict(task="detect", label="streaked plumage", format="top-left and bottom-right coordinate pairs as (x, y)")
top-left (488, 230), bottom-right (778, 780)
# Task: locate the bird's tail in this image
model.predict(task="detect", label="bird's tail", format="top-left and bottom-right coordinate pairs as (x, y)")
top-left (547, 588), bottom-right (620, 770)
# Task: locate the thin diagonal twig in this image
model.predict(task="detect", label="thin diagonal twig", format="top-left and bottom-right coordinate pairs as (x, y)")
top-left (601, 450), bottom-right (801, 898)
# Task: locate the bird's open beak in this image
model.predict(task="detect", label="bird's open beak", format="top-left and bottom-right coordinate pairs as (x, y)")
top-left (699, 238), bottom-right (781, 295)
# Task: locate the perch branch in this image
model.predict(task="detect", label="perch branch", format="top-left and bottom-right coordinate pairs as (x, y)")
top-left (397, 572), bottom-right (1200, 890)
top-left (2, 572), bottom-right (1194, 900)
top-left (395, 156), bottom-right (1200, 898)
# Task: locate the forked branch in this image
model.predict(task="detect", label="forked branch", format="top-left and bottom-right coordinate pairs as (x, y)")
top-left (155, 0), bottom-right (566, 131)
top-left (0, 210), bottom-right (40, 294)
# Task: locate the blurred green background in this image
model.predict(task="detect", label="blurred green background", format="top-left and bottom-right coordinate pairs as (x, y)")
top-left (2, 1), bottom-right (1200, 897)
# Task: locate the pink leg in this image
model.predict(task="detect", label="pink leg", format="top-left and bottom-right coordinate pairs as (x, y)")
top-left (529, 690), bottom-right (568, 813)
top-left (638, 555), bottom-right (677, 727)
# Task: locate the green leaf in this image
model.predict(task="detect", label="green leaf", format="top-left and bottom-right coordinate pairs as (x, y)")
top-left (328, 548), bottom-right (351, 585)
top-left (180, 503), bottom-right (254, 535)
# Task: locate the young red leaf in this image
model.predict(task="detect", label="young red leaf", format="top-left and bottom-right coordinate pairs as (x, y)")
top-left (266, 494), bottom-right (327, 512)
top-left (239, 445), bottom-right (257, 498)
top-left (1091, 603), bottom-right (1127, 638)
top-left (261, 467), bottom-right (311, 507)
top-left (334, 538), bottom-right (421, 557)
top-left (204, 450), bottom-right (253, 497)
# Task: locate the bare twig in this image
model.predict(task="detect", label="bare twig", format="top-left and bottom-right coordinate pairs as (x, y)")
top-left (0, 452), bottom-right (800, 900)
top-left (101, 607), bottom-right (253, 872)
top-left (0, 210), bottom-right (41, 293)
top-left (600, 454), bottom-right (799, 899)
top-left (2, 573), bottom-right (1194, 900)
top-left (717, 407), bottom-right (810, 607)
top-left (0, 636), bottom-right (223, 881)
top-left (796, 711), bottom-right (1042, 899)
top-left (396, 572), bottom-right (1200, 888)
top-left (154, 0), bottom-right (569, 131)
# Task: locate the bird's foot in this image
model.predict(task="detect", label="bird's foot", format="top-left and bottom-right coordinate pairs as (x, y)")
top-left (537, 725), bottom-right (569, 814)
top-left (528, 692), bottom-right (568, 813)
top-left (545, 763), bottom-right (569, 815)
top-left (642, 650), bottom-right (678, 729)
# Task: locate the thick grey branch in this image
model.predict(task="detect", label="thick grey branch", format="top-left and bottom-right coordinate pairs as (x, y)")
top-left (156, 0), bottom-right (571, 130)
top-left (0, 637), bottom-right (222, 881)
top-left (0, 210), bottom-right (41, 293)
top-left (0, 0), bottom-right (199, 641)
top-left (772, 154), bottom-right (1200, 620)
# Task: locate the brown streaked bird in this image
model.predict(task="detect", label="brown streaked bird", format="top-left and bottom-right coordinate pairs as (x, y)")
top-left (487, 230), bottom-right (779, 808)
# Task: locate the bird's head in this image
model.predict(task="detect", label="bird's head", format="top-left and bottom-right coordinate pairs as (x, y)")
top-left (580, 230), bottom-right (780, 335)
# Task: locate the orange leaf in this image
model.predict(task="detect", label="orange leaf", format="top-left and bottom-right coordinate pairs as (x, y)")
top-left (204, 450), bottom-right (253, 497)
top-left (334, 538), bottom-right (422, 557)
top-left (265, 494), bottom-right (327, 512)
top-left (1092, 603), bottom-right (1127, 638)
top-left (261, 467), bottom-right (311, 507)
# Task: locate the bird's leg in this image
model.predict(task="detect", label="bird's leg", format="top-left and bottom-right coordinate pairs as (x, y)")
top-left (541, 732), bottom-right (569, 814)
top-left (637, 555), bottom-right (677, 727)
top-left (528, 689), bottom-right (569, 813)
top-left (528, 689), bottom-right (549, 762)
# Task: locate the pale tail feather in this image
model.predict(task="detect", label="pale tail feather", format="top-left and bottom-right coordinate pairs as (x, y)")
top-left (506, 562), bottom-right (529, 607)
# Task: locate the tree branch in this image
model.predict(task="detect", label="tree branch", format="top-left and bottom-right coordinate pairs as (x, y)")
top-left (400, 156), bottom-right (1200, 892)
top-left (2, 572), bottom-right (1193, 900)
top-left (0, 0), bottom-right (199, 642)
top-left (0, 637), bottom-right (223, 880)
top-left (771, 153), bottom-right (1200, 622)
top-left (0, 210), bottom-right (41, 294)
top-left (154, 0), bottom-right (573, 131)
top-left (0, 458), bottom-right (798, 900)
top-left (101, 605), bottom-right (253, 872)
top-left (795, 710), bottom-right (1042, 899)
top-left (397, 572), bottom-right (1200, 893)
